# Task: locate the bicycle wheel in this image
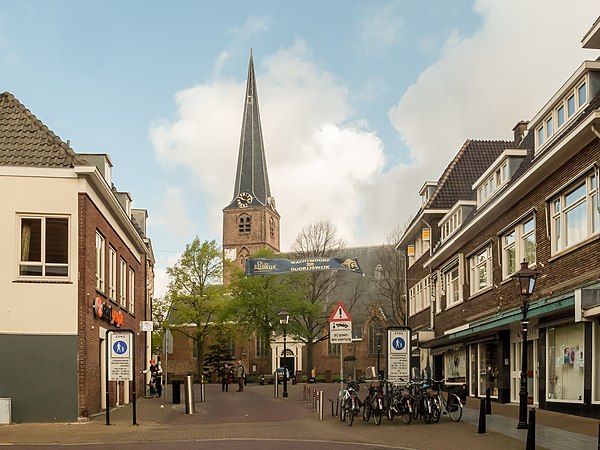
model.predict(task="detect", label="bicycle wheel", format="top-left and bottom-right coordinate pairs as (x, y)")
top-left (387, 403), bottom-right (394, 421)
top-left (347, 409), bottom-right (354, 427)
top-left (401, 397), bottom-right (412, 425)
top-left (448, 395), bottom-right (463, 422)
top-left (362, 397), bottom-right (371, 421)
top-left (430, 395), bottom-right (441, 423)
top-left (340, 405), bottom-right (346, 422)
top-left (412, 397), bottom-right (420, 420)
top-left (422, 397), bottom-right (432, 424)
top-left (373, 407), bottom-right (382, 425)
top-left (142, 384), bottom-right (153, 399)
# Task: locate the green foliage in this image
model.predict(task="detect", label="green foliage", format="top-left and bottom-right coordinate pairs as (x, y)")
top-left (203, 333), bottom-right (235, 375)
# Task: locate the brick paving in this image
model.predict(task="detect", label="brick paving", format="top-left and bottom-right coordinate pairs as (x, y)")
top-left (1, 382), bottom-right (598, 449)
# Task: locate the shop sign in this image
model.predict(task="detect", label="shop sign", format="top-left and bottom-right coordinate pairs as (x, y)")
top-left (93, 297), bottom-right (124, 328)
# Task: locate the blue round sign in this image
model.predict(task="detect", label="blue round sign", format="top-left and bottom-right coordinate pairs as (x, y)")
top-left (392, 337), bottom-right (405, 351)
top-left (113, 340), bottom-right (128, 355)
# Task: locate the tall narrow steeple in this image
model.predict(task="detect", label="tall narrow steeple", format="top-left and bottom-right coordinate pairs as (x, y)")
top-left (225, 50), bottom-right (274, 210)
top-left (222, 51), bottom-right (280, 282)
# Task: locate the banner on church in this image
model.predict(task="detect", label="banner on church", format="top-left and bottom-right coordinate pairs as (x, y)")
top-left (246, 257), bottom-right (363, 277)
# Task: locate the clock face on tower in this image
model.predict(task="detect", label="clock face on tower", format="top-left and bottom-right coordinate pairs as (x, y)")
top-left (236, 192), bottom-right (253, 208)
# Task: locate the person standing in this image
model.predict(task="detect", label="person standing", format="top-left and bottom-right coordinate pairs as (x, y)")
top-left (154, 360), bottom-right (163, 397)
top-left (236, 360), bottom-right (245, 392)
top-left (220, 363), bottom-right (230, 392)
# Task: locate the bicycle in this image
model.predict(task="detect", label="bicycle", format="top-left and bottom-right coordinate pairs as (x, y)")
top-left (429, 378), bottom-right (463, 422)
top-left (362, 381), bottom-right (384, 425)
top-left (410, 380), bottom-right (433, 424)
top-left (340, 380), bottom-right (362, 427)
top-left (387, 381), bottom-right (413, 425)
top-left (142, 374), bottom-right (159, 398)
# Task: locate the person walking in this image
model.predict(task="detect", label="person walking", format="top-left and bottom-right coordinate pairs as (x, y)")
top-left (236, 360), bottom-right (245, 392)
top-left (220, 363), bottom-right (230, 392)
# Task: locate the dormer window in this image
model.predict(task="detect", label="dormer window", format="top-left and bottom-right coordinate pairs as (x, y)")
top-left (475, 150), bottom-right (526, 207)
top-left (535, 78), bottom-right (588, 151)
top-left (419, 181), bottom-right (437, 206)
top-left (439, 201), bottom-right (475, 242)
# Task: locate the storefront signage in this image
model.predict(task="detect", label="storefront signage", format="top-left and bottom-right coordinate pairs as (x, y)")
top-left (93, 297), bottom-right (124, 328)
top-left (246, 257), bottom-right (363, 276)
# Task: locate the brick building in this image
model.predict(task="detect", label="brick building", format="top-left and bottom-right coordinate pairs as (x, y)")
top-left (397, 19), bottom-right (600, 418)
top-left (0, 92), bottom-right (154, 422)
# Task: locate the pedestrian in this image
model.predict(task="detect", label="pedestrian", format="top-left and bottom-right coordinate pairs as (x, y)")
top-left (154, 360), bottom-right (163, 397)
top-left (220, 363), bottom-right (230, 392)
top-left (236, 359), bottom-right (245, 392)
top-left (310, 366), bottom-right (317, 383)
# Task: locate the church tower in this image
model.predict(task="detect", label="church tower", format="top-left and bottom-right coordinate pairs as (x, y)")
top-left (223, 51), bottom-right (280, 280)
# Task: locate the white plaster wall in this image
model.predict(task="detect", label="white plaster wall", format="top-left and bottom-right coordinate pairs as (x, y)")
top-left (0, 170), bottom-right (79, 334)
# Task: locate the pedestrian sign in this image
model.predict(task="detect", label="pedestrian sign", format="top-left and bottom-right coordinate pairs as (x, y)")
top-left (110, 333), bottom-right (131, 358)
top-left (109, 332), bottom-right (132, 381)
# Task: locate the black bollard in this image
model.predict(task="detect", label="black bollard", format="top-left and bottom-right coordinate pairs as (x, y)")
top-left (526, 408), bottom-right (535, 450)
top-left (478, 397), bottom-right (487, 434)
top-left (485, 388), bottom-right (491, 415)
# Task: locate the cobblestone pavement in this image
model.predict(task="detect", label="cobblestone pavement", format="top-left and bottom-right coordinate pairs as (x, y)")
top-left (1, 382), bottom-right (598, 450)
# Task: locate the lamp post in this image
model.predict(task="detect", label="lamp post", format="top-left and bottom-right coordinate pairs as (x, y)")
top-left (510, 259), bottom-right (539, 430)
top-left (376, 328), bottom-right (382, 380)
top-left (278, 309), bottom-right (290, 398)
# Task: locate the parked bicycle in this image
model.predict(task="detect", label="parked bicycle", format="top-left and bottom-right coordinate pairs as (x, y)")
top-left (386, 380), bottom-right (413, 425)
top-left (429, 378), bottom-right (463, 422)
top-left (362, 380), bottom-right (385, 425)
top-left (340, 380), bottom-right (362, 426)
top-left (410, 380), bottom-right (433, 424)
top-left (141, 372), bottom-right (159, 398)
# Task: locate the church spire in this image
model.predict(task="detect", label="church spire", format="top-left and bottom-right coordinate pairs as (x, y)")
top-left (225, 50), bottom-right (274, 211)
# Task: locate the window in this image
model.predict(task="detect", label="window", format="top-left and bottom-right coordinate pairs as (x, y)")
top-left (551, 173), bottom-right (597, 254)
top-left (19, 216), bottom-right (69, 277)
top-left (119, 258), bottom-right (127, 307)
top-left (445, 266), bottom-right (460, 308)
top-left (557, 104), bottom-right (565, 127)
top-left (478, 342), bottom-right (499, 398)
top-left (128, 268), bottom-right (135, 314)
top-left (108, 247), bottom-right (117, 300)
top-left (478, 162), bottom-right (510, 206)
top-left (546, 116), bottom-right (553, 139)
top-left (238, 214), bottom-right (251, 233)
top-left (444, 348), bottom-right (466, 384)
top-left (567, 94), bottom-right (575, 117)
top-left (95, 232), bottom-right (105, 291)
top-left (502, 217), bottom-right (536, 278)
top-left (328, 340), bottom-right (340, 355)
top-left (577, 82), bottom-right (587, 107)
top-left (269, 217), bottom-right (275, 239)
top-left (547, 323), bottom-right (584, 401)
top-left (256, 336), bottom-right (268, 357)
top-left (441, 209), bottom-right (462, 241)
top-left (409, 276), bottom-right (431, 316)
top-left (352, 323), bottom-right (363, 340)
top-left (469, 246), bottom-right (492, 295)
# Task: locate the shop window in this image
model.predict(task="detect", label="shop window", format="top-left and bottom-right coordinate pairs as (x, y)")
top-left (443, 348), bottom-right (466, 384)
top-left (478, 341), bottom-right (499, 397)
top-left (547, 323), bottom-right (584, 401)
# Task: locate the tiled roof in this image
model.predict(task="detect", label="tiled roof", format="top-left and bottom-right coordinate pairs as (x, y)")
top-left (0, 91), bottom-right (87, 168)
top-left (425, 139), bottom-right (514, 210)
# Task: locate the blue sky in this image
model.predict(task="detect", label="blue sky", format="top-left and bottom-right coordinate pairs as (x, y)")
top-left (1, 1), bottom-right (598, 297)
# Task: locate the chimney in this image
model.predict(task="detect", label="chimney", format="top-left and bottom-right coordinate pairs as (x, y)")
top-left (512, 121), bottom-right (529, 145)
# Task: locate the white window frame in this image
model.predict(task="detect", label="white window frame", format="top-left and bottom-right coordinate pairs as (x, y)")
top-left (18, 215), bottom-right (70, 279)
top-left (119, 258), bottom-right (127, 307)
top-left (443, 256), bottom-right (464, 310)
top-left (95, 232), bottom-right (105, 292)
top-left (469, 246), bottom-right (492, 295)
top-left (502, 216), bottom-right (536, 279)
top-left (128, 268), bottom-right (135, 314)
top-left (551, 172), bottom-right (598, 255)
top-left (108, 246), bottom-right (117, 300)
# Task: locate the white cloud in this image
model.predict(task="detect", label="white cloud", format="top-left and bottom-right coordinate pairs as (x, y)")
top-left (227, 14), bottom-right (271, 39)
top-left (148, 187), bottom-right (194, 238)
top-left (358, 2), bottom-right (403, 55)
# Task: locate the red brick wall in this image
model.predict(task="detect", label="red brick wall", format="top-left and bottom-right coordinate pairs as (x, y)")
top-left (77, 193), bottom-right (147, 417)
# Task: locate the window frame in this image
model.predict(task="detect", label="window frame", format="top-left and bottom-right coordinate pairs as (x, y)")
top-left (128, 267), bottom-right (135, 314)
top-left (550, 172), bottom-right (598, 255)
top-left (18, 215), bottom-right (70, 279)
top-left (501, 216), bottom-right (536, 279)
top-left (108, 246), bottom-right (117, 300)
top-left (119, 258), bottom-right (127, 307)
top-left (96, 232), bottom-right (105, 292)
top-left (469, 245), bottom-right (492, 295)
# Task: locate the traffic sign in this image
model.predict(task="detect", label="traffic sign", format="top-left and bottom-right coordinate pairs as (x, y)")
top-left (109, 332), bottom-right (132, 381)
top-left (329, 301), bottom-right (352, 322)
top-left (387, 327), bottom-right (411, 386)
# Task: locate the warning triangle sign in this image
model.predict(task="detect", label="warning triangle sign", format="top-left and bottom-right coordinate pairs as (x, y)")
top-left (329, 301), bottom-right (352, 322)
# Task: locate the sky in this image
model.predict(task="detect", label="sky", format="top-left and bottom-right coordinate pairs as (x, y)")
top-left (1, 1), bottom-right (599, 298)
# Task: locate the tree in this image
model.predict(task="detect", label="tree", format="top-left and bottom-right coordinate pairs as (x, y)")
top-left (165, 238), bottom-right (226, 380)
top-left (151, 295), bottom-right (172, 355)
top-left (226, 248), bottom-right (298, 371)
top-left (372, 225), bottom-right (408, 326)
top-left (287, 221), bottom-right (349, 373)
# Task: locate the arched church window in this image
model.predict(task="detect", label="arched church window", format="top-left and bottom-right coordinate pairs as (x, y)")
top-left (238, 214), bottom-right (251, 233)
top-left (269, 217), bottom-right (275, 239)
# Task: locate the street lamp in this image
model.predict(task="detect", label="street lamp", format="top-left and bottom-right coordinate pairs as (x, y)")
top-left (510, 259), bottom-right (539, 430)
top-left (278, 309), bottom-right (290, 398)
top-left (376, 328), bottom-right (383, 380)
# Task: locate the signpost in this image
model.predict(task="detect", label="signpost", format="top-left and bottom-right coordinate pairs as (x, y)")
top-left (105, 329), bottom-right (136, 426)
top-left (329, 301), bottom-right (352, 396)
top-left (386, 327), bottom-right (411, 386)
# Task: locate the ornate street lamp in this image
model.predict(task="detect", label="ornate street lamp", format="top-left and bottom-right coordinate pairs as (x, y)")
top-left (278, 309), bottom-right (290, 398)
top-left (510, 259), bottom-right (539, 430)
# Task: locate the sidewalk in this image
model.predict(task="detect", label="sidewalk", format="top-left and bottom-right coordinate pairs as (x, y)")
top-left (0, 382), bottom-right (598, 450)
